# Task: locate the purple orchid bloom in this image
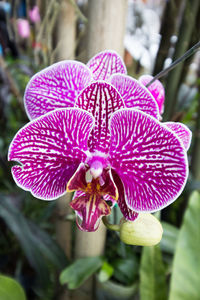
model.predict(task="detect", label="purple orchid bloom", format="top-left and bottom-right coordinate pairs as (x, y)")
top-left (8, 51), bottom-right (191, 232)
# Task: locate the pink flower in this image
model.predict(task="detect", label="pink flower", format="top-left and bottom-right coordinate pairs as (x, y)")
top-left (29, 6), bottom-right (40, 23)
top-left (8, 51), bottom-right (191, 232)
top-left (17, 19), bottom-right (30, 39)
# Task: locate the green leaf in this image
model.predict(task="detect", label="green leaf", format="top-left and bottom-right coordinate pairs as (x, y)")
top-left (0, 195), bottom-right (49, 285)
top-left (140, 244), bottom-right (167, 300)
top-left (169, 191), bottom-right (200, 300)
top-left (98, 261), bottom-right (114, 283)
top-left (160, 222), bottom-right (179, 254)
top-left (0, 275), bottom-right (26, 300)
top-left (28, 221), bottom-right (68, 269)
top-left (113, 258), bottom-right (139, 285)
top-left (0, 195), bottom-right (67, 286)
top-left (60, 257), bottom-right (103, 289)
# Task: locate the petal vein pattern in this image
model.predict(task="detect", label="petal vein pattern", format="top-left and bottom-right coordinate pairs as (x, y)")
top-left (76, 82), bottom-right (125, 153)
top-left (109, 109), bottom-right (188, 212)
top-left (8, 108), bottom-right (94, 200)
top-left (87, 50), bottom-right (127, 81)
top-left (165, 122), bottom-right (192, 151)
top-left (110, 74), bottom-right (159, 119)
top-left (24, 61), bottom-right (92, 120)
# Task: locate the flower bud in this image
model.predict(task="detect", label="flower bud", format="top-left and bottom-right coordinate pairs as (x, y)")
top-left (119, 213), bottom-right (163, 246)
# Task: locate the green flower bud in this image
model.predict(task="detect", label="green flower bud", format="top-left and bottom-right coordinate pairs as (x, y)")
top-left (119, 213), bottom-right (163, 246)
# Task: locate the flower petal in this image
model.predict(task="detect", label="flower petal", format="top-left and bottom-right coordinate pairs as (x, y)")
top-left (76, 81), bottom-right (125, 153)
top-left (111, 169), bottom-right (138, 221)
top-left (109, 109), bottom-right (188, 212)
top-left (87, 50), bottom-right (127, 81)
top-left (100, 169), bottom-right (118, 200)
top-left (67, 163), bottom-right (88, 192)
top-left (67, 162), bottom-right (118, 200)
top-left (24, 61), bottom-right (92, 120)
top-left (8, 108), bottom-right (94, 200)
top-left (70, 193), bottom-right (111, 231)
top-left (139, 75), bottom-right (165, 115)
top-left (110, 74), bottom-right (159, 119)
top-left (165, 122), bottom-right (192, 151)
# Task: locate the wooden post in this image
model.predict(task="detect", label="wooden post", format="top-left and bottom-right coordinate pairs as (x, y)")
top-left (54, 1), bottom-right (76, 299)
top-left (74, 1), bottom-right (128, 299)
top-left (56, 0), bottom-right (76, 60)
top-left (86, 0), bottom-right (128, 59)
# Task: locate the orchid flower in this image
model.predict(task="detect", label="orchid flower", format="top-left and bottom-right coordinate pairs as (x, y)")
top-left (8, 51), bottom-right (191, 233)
top-left (29, 6), bottom-right (40, 23)
top-left (17, 19), bottom-right (30, 39)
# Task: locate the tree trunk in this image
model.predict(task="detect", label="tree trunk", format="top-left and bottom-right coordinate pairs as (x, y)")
top-left (56, 0), bottom-right (76, 60)
top-left (86, 0), bottom-right (128, 60)
top-left (163, 0), bottom-right (200, 121)
top-left (74, 1), bottom-right (128, 299)
top-left (54, 1), bottom-right (76, 300)
top-left (153, 0), bottom-right (182, 76)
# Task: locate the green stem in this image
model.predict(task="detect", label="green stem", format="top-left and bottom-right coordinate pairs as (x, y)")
top-left (146, 41), bottom-right (200, 88)
top-left (102, 216), bottom-right (120, 232)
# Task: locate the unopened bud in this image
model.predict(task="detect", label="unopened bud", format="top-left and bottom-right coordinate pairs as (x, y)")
top-left (119, 213), bottom-right (163, 246)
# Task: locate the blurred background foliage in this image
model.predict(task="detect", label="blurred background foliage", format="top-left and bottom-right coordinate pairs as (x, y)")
top-left (0, 0), bottom-right (200, 299)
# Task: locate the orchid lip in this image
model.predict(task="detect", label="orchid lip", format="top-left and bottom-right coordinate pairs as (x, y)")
top-left (68, 166), bottom-right (119, 231)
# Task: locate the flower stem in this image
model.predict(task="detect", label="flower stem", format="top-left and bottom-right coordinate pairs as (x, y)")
top-left (146, 41), bottom-right (200, 87)
top-left (102, 216), bottom-right (120, 232)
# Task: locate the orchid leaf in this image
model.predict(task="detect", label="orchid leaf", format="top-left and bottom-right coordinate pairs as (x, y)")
top-left (0, 194), bottom-right (67, 286)
top-left (160, 222), bottom-right (179, 254)
top-left (27, 221), bottom-right (68, 269)
top-left (140, 244), bottom-right (167, 300)
top-left (60, 257), bottom-right (103, 289)
top-left (169, 191), bottom-right (200, 300)
top-left (98, 261), bottom-right (114, 283)
top-left (0, 275), bottom-right (26, 300)
top-left (0, 195), bottom-right (49, 285)
top-left (113, 258), bottom-right (139, 285)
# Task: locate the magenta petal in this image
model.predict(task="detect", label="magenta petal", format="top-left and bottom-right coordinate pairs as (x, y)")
top-left (70, 192), bottom-right (111, 232)
top-left (110, 74), bottom-right (159, 119)
top-left (139, 75), bottom-right (165, 115)
top-left (109, 109), bottom-right (188, 212)
top-left (87, 50), bottom-right (127, 81)
top-left (165, 122), bottom-right (192, 151)
top-left (76, 81), bottom-right (125, 153)
top-left (67, 163), bottom-right (88, 191)
top-left (8, 108), bottom-right (94, 200)
top-left (24, 61), bottom-right (92, 120)
top-left (111, 169), bottom-right (138, 221)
